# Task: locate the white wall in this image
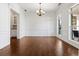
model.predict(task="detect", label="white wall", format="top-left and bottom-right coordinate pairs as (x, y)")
top-left (0, 3), bottom-right (26, 49)
top-left (0, 3), bottom-right (10, 49)
top-left (24, 11), bottom-right (56, 36)
top-left (56, 3), bottom-right (79, 49)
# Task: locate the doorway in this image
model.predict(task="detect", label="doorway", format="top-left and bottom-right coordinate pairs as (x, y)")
top-left (70, 4), bottom-right (79, 42)
top-left (10, 9), bottom-right (19, 41)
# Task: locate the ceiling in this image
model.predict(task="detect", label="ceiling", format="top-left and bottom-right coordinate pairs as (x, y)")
top-left (19, 3), bottom-right (59, 12)
top-left (72, 4), bottom-right (79, 15)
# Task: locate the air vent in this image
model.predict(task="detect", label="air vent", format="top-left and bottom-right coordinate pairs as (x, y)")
top-left (58, 3), bottom-right (61, 6)
top-left (24, 9), bottom-right (27, 12)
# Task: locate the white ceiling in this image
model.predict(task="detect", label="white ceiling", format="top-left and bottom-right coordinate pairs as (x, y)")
top-left (72, 4), bottom-right (79, 15)
top-left (19, 3), bottom-right (59, 12)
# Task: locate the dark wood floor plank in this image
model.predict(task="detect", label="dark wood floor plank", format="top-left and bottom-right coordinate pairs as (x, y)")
top-left (0, 36), bottom-right (78, 56)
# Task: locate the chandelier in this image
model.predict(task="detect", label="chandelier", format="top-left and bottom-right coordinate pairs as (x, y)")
top-left (36, 3), bottom-right (45, 16)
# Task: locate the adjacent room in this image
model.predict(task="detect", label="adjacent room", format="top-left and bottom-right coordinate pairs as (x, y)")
top-left (0, 3), bottom-right (79, 56)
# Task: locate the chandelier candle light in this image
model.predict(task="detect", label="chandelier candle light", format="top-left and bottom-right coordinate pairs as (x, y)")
top-left (36, 3), bottom-right (45, 16)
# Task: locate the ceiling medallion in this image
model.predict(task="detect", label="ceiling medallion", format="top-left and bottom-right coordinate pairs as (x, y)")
top-left (36, 3), bottom-right (45, 16)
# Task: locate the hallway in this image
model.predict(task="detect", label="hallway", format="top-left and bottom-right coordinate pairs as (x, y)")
top-left (0, 37), bottom-right (78, 56)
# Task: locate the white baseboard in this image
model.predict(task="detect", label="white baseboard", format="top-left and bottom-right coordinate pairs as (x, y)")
top-left (0, 42), bottom-right (10, 49)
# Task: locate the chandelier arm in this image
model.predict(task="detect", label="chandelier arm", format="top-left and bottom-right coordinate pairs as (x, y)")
top-left (36, 3), bottom-right (45, 16)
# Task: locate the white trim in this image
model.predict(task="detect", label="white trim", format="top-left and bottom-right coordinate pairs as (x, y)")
top-left (70, 4), bottom-right (79, 9)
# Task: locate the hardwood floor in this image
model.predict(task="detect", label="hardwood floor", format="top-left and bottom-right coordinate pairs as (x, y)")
top-left (0, 36), bottom-right (78, 56)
